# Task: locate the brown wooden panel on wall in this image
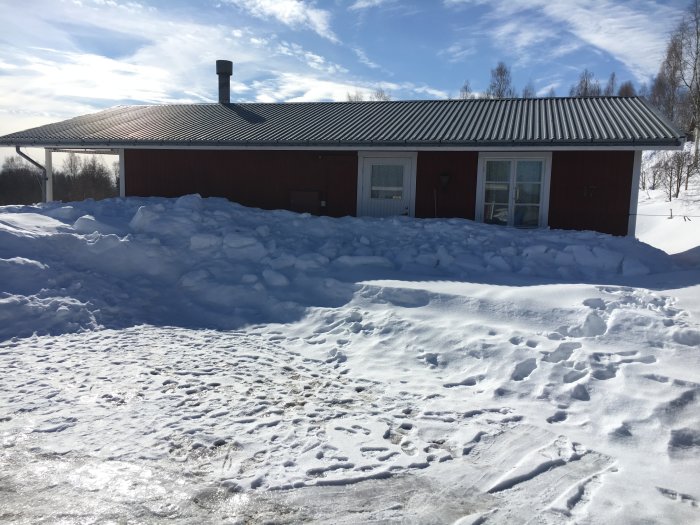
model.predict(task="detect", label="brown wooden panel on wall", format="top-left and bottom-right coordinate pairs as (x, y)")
top-left (548, 151), bottom-right (634, 236)
top-left (415, 151), bottom-right (478, 219)
top-left (124, 149), bottom-right (357, 217)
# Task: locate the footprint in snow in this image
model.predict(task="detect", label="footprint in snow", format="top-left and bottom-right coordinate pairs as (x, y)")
top-left (657, 487), bottom-right (699, 507)
top-left (546, 411), bottom-right (568, 424)
top-left (511, 358), bottom-right (538, 381)
top-left (542, 342), bottom-right (582, 363)
top-left (443, 374), bottom-right (485, 388)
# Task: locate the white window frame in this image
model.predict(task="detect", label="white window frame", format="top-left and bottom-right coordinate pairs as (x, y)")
top-left (357, 151), bottom-right (417, 217)
top-left (475, 151), bottom-right (552, 228)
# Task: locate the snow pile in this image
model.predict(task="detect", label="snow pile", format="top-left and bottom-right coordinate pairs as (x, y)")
top-left (1, 195), bottom-right (699, 524)
top-left (0, 194), bottom-right (675, 340)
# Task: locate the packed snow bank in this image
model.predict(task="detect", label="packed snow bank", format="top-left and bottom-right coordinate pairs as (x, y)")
top-left (0, 195), bottom-right (676, 340)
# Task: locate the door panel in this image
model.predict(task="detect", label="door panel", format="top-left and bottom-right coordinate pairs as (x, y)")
top-left (359, 156), bottom-right (415, 217)
top-left (482, 158), bottom-right (545, 227)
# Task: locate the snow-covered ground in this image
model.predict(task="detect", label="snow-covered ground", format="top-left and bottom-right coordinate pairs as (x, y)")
top-left (636, 148), bottom-right (700, 257)
top-left (637, 184), bottom-right (700, 256)
top-left (1, 192), bottom-right (699, 524)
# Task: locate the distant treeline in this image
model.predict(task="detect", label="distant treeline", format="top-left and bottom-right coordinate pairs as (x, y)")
top-left (0, 153), bottom-right (117, 205)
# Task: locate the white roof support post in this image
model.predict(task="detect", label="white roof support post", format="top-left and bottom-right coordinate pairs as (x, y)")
top-left (44, 148), bottom-right (53, 202)
top-left (118, 148), bottom-right (126, 197)
top-left (628, 149), bottom-right (642, 237)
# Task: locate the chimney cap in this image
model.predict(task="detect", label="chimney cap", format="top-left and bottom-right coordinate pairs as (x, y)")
top-left (216, 60), bottom-right (233, 75)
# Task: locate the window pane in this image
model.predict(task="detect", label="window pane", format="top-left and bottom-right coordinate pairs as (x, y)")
top-left (484, 204), bottom-right (509, 225)
top-left (371, 164), bottom-right (404, 199)
top-left (516, 160), bottom-right (543, 183)
top-left (514, 205), bottom-right (539, 227)
top-left (486, 160), bottom-right (510, 182)
top-left (485, 182), bottom-right (509, 204)
top-left (515, 183), bottom-right (541, 204)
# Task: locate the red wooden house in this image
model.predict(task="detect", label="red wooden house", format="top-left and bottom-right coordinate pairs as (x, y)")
top-left (0, 60), bottom-right (684, 236)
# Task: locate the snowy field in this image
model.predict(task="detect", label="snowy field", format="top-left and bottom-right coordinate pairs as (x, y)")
top-left (1, 191), bottom-right (699, 524)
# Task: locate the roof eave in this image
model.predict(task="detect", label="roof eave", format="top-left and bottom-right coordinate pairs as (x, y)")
top-left (0, 137), bottom-right (685, 150)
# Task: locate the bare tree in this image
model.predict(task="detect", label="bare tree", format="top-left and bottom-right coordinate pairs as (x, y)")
top-left (369, 88), bottom-right (391, 101)
top-left (637, 81), bottom-right (650, 99)
top-left (459, 80), bottom-right (473, 99)
top-left (486, 61), bottom-right (516, 98)
top-left (617, 81), bottom-right (637, 97)
top-left (650, 32), bottom-right (686, 128)
top-left (644, 147), bottom-right (696, 199)
top-left (521, 80), bottom-right (536, 98)
top-left (603, 72), bottom-right (617, 96)
top-left (63, 152), bottom-right (81, 178)
top-left (675, 0), bottom-right (700, 164)
top-left (663, 150), bottom-right (690, 200)
top-left (546, 87), bottom-right (557, 97)
top-left (569, 69), bottom-right (601, 96)
top-left (346, 90), bottom-right (365, 102)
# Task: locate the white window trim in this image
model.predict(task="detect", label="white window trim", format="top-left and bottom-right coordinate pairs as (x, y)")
top-left (357, 151), bottom-right (417, 217)
top-left (627, 150), bottom-right (642, 237)
top-left (476, 151), bottom-right (552, 228)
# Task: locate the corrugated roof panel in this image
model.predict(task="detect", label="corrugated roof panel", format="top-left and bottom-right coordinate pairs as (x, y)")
top-left (0, 97), bottom-right (683, 148)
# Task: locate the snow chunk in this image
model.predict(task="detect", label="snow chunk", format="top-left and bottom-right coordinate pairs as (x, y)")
top-left (73, 215), bottom-right (121, 235)
top-left (334, 255), bottom-right (393, 268)
top-left (673, 328), bottom-right (700, 346)
top-left (189, 234), bottom-right (221, 251)
top-left (622, 257), bottom-right (650, 276)
top-left (223, 233), bottom-right (266, 260)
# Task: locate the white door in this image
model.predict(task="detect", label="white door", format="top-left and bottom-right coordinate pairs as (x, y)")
top-left (358, 155), bottom-right (416, 217)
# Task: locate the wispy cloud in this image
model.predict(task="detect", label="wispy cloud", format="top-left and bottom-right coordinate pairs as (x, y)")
top-left (444, 0), bottom-right (684, 80)
top-left (276, 41), bottom-right (348, 74)
top-left (438, 42), bottom-right (477, 63)
top-left (223, 0), bottom-right (338, 42)
top-left (353, 48), bottom-right (381, 69)
top-left (2, 0), bottom-right (449, 139)
top-left (349, 0), bottom-right (392, 10)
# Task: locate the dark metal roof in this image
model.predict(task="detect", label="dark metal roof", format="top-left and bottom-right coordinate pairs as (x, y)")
top-left (0, 97), bottom-right (684, 149)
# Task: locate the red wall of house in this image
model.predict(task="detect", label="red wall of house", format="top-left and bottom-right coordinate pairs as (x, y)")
top-left (415, 151), bottom-right (478, 219)
top-left (548, 151), bottom-right (634, 236)
top-left (124, 149), bottom-right (358, 217)
top-left (125, 148), bottom-right (633, 236)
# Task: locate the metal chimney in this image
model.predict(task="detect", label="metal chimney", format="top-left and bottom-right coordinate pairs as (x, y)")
top-left (216, 59), bottom-right (232, 104)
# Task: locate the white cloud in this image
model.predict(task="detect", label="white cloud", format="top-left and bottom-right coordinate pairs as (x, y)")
top-left (409, 85), bottom-right (450, 99)
top-left (353, 48), bottom-right (381, 69)
top-left (224, 0), bottom-right (338, 42)
top-left (250, 72), bottom-right (365, 102)
top-left (275, 41), bottom-right (348, 74)
top-left (349, 0), bottom-right (391, 10)
top-left (438, 42), bottom-right (476, 63)
top-left (444, 0), bottom-right (685, 81)
top-left (0, 0), bottom-right (450, 165)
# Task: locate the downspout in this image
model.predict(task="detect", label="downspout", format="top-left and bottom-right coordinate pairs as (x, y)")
top-left (15, 146), bottom-right (47, 202)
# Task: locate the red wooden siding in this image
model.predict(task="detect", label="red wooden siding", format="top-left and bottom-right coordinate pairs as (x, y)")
top-left (125, 148), bottom-right (634, 236)
top-left (415, 151), bottom-right (478, 219)
top-left (125, 149), bottom-right (358, 217)
top-left (548, 151), bottom-right (634, 236)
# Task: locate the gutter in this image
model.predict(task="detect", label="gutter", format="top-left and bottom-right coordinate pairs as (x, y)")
top-left (0, 137), bottom-right (686, 150)
top-left (15, 146), bottom-right (46, 201)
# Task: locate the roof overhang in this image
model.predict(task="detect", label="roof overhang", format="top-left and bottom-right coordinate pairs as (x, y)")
top-left (2, 140), bottom-right (685, 152)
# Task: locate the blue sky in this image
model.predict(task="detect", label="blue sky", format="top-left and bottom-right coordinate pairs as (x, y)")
top-left (0, 0), bottom-right (688, 158)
